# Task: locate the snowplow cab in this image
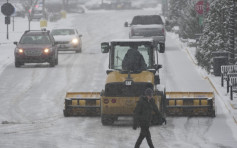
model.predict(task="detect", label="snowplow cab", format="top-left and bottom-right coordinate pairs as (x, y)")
top-left (99, 39), bottom-right (165, 125)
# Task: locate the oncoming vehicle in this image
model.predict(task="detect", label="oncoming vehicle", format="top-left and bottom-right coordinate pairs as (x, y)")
top-left (14, 30), bottom-right (58, 67)
top-left (51, 28), bottom-right (82, 53)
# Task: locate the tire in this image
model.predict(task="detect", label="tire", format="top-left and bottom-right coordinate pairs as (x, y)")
top-left (49, 56), bottom-right (56, 67)
top-left (15, 60), bottom-right (23, 68)
top-left (101, 115), bottom-right (114, 125)
top-left (55, 55), bottom-right (58, 65)
top-left (63, 109), bottom-right (69, 117)
top-left (76, 46), bottom-right (82, 53)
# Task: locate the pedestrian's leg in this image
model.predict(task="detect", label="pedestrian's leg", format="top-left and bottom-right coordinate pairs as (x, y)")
top-left (134, 127), bottom-right (146, 148)
top-left (145, 127), bottom-right (154, 148)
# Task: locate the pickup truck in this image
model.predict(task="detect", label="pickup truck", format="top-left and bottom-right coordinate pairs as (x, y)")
top-left (125, 15), bottom-right (166, 53)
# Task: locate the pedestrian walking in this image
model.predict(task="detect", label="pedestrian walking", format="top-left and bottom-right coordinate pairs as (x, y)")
top-left (133, 88), bottom-right (166, 148)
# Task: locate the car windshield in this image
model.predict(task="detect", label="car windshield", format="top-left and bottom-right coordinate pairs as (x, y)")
top-left (111, 42), bottom-right (152, 70)
top-left (20, 35), bottom-right (51, 44)
top-left (51, 29), bottom-right (75, 36)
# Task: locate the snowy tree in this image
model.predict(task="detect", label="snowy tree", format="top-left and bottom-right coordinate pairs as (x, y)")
top-left (179, 1), bottom-right (202, 39)
top-left (167, 0), bottom-right (187, 28)
top-left (196, 0), bottom-right (230, 72)
top-left (168, 0), bottom-right (202, 39)
top-left (228, 0), bottom-right (237, 64)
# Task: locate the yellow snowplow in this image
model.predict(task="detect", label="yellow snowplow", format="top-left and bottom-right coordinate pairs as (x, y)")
top-left (63, 39), bottom-right (215, 125)
top-left (64, 92), bottom-right (101, 116)
top-left (166, 91), bottom-right (215, 117)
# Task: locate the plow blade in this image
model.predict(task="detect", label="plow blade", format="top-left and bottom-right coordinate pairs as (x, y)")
top-left (166, 92), bottom-right (215, 117)
top-left (63, 92), bottom-right (101, 116)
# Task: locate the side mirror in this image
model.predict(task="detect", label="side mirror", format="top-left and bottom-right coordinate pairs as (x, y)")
top-left (124, 22), bottom-right (128, 27)
top-left (13, 41), bottom-right (18, 45)
top-left (101, 42), bottom-right (110, 53)
top-left (154, 64), bottom-right (162, 70)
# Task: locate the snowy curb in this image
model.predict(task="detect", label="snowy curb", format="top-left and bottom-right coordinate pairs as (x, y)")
top-left (183, 44), bottom-right (237, 124)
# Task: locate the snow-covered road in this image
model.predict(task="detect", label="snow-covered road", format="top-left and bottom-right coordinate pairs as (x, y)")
top-left (0, 7), bottom-right (237, 148)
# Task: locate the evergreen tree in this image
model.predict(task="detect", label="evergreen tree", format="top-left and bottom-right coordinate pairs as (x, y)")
top-left (196, 0), bottom-right (229, 72)
top-left (168, 0), bottom-right (202, 39)
top-left (179, 1), bottom-right (202, 39)
top-left (168, 0), bottom-right (187, 28)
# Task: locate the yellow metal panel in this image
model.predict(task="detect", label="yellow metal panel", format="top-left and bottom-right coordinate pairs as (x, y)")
top-left (193, 100), bottom-right (199, 106)
top-left (176, 100), bottom-right (183, 106)
top-left (60, 10), bottom-right (67, 18)
top-left (106, 71), bottom-right (154, 84)
top-left (72, 100), bottom-right (78, 105)
top-left (201, 100), bottom-right (208, 105)
top-left (169, 100), bottom-right (175, 106)
top-left (66, 92), bottom-right (101, 98)
top-left (40, 19), bottom-right (47, 28)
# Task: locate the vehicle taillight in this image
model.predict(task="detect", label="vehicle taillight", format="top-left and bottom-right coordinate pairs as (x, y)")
top-left (162, 28), bottom-right (165, 34)
top-left (104, 99), bottom-right (109, 104)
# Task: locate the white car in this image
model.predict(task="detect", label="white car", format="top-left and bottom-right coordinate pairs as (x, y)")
top-left (51, 28), bottom-right (82, 53)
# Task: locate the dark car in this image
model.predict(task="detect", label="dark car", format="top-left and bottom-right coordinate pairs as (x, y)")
top-left (14, 30), bottom-right (58, 67)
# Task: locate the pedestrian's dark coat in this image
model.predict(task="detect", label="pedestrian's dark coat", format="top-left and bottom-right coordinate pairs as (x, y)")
top-left (133, 96), bottom-right (161, 127)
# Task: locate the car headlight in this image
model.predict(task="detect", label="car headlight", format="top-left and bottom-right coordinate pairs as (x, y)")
top-left (43, 48), bottom-right (51, 54)
top-left (16, 48), bottom-right (24, 54)
top-left (72, 38), bottom-right (79, 44)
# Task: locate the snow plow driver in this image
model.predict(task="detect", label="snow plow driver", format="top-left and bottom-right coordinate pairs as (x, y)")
top-left (122, 44), bottom-right (147, 71)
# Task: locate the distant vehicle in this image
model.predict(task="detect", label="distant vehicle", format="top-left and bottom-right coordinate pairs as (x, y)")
top-left (29, 9), bottom-right (48, 20)
top-left (125, 15), bottom-right (166, 53)
top-left (51, 28), bottom-right (82, 53)
top-left (111, 0), bottom-right (132, 9)
top-left (28, 5), bottom-right (48, 20)
top-left (66, 4), bottom-right (85, 13)
top-left (14, 30), bottom-right (58, 67)
top-left (102, 0), bottom-right (132, 9)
